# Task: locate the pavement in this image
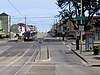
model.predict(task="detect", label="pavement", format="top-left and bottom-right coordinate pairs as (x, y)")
top-left (0, 38), bottom-right (18, 42)
top-left (70, 40), bottom-right (100, 67)
top-left (35, 38), bottom-right (100, 66)
top-left (72, 49), bottom-right (100, 66)
top-left (0, 37), bottom-right (50, 62)
top-left (1, 37), bottom-right (100, 66)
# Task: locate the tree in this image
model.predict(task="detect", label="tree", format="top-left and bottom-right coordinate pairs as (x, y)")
top-left (56, 0), bottom-right (100, 50)
top-left (56, 0), bottom-right (100, 27)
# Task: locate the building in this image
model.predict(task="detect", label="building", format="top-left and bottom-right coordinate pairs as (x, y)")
top-left (0, 12), bottom-right (11, 37)
top-left (11, 23), bottom-right (26, 37)
top-left (52, 19), bottom-right (75, 37)
top-left (28, 25), bottom-right (37, 31)
top-left (90, 16), bottom-right (100, 40)
top-left (11, 23), bottom-right (37, 37)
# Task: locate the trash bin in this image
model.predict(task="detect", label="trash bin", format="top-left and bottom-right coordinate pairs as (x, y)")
top-left (93, 46), bottom-right (98, 55)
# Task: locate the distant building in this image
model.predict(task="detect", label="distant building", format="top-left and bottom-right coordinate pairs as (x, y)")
top-left (0, 12), bottom-right (11, 37)
top-left (90, 16), bottom-right (100, 40)
top-left (28, 25), bottom-right (37, 31)
top-left (11, 23), bottom-right (26, 37)
top-left (11, 23), bottom-right (37, 37)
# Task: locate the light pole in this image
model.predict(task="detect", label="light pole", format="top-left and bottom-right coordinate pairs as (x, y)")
top-left (80, 0), bottom-right (83, 53)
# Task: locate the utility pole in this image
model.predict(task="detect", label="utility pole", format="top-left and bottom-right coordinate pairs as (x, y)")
top-left (80, 0), bottom-right (83, 53)
top-left (25, 15), bottom-right (27, 31)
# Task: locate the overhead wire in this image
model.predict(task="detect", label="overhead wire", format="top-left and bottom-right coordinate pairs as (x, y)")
top-left (7, 0), bottom-right (24, 17)
top-left (7, 0), bottom-right (54, 19)
top-left (7, 0), bottom-right (54, 25)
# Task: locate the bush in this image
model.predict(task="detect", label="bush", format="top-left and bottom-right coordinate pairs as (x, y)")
top-left (0, 34), bottom-right (4, 38)
top-left (97, 45), bottom-right (100, 53)
top-left (67, 37), bottom-right (76, 40)
top-left (0, 34), bottom-right (7, 38)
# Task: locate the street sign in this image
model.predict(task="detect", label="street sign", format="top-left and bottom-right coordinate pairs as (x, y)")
top-left (75, 16), bottom-right (88, 20)
top-left (76, 31), bottom-right (80, 36)
top-left (79, 26), bottom-right (84, 31)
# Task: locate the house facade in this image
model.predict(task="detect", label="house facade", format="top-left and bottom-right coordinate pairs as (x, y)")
top-left (91, 16), bottom-right (100, 40)
top-left (52, 15), bottom-right (100, 41)
top-left (11, 23), bottom-right (26, 37)
top-left (11, 23), bottom-right (37, 37)
top-left (0, 12), bottom-right (11, 37)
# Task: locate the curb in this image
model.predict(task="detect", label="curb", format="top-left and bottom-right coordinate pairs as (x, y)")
top-left (63, 41), bottom-right (91, 66)
top-left (35, 46), bottom-right (51, 62)
top-left (64, 41), bottom-right (100, 67)
top-left (71, 49), bottom-right (91, 66)
top-left (35, 51), bottom-right (51, 62)
top-left (0, 40), bottom-right (8, 44)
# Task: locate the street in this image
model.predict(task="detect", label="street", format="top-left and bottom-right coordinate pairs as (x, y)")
top-left (0, 33), bottom-right (100, 75)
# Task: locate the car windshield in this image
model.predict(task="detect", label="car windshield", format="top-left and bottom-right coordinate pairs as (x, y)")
top-left (24, 33), bottom-right (30, 37)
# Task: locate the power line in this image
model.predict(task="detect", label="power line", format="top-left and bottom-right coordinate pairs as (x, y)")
top-left (26, 17), bottom-right (53, 18)
top-left (7, 0), bottom-right (24, 17)
top-left (12, 16), bottom-right (54, 19)
top-left (7, 0), bottom-right (28, 31)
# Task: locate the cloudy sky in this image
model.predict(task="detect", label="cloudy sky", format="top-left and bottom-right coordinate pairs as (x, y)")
top-left (0, 0), bottom-right (59, 32)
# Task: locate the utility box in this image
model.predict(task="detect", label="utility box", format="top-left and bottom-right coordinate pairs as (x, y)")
top-left (85, 31), bottom-right (94, 51)
top-left (93, 46), bottom-right (98, 55)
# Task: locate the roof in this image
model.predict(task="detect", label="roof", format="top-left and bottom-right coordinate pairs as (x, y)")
top-left (0, 12), bottom-right (9, 16)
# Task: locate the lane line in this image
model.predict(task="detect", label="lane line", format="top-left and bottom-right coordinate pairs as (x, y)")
top-left (0, 44), bottom-right (34, 72)
top-left (0, 46), bottom-right (12, 54)
top-left (63, 41), bottom-right (71, 49)
top-left (14, 48), bottom-right (38, 75)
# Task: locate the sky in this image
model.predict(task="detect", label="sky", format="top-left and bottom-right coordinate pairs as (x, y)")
top-left (0, 0), bottom-right (59, 32)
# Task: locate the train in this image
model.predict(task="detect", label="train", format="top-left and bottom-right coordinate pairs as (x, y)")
top-left (23, 31), bottom-right (37, 41)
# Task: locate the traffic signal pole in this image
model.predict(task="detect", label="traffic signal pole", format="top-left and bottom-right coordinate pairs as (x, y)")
top-left (75, 26), bottom-right (79, 50)
top-left (76, 36), bottom-right (79, 50)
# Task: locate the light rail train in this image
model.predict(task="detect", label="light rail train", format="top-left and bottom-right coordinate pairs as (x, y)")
top-left (23, 31), bottom-right (37, 41)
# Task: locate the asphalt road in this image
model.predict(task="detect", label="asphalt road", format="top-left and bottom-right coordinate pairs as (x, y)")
top-left (0, 40), bottom-right (39, 75)
top-left (0, 33), bottom-right (100, 75)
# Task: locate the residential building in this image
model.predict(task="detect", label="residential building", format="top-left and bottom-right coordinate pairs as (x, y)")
top-left (28, 25), bottom-right (37, 31)
top-left (11, 23), bottom-right (37, 37)
top-left (0, 12), bottom-right (11, 37)
top-left (90, 16), bottom-right (100, 40)
top-left (54, 19), bottom-right (75, 37)
top-left (11, 23), bottom-right (26, 37)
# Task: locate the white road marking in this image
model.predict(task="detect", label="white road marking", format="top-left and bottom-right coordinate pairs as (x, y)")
top-left (0, 46), bottom-right (12, 54)
top-left (14, 48), bottom-right (38, 75)
top-left (0, 44), bottom-right (34, 72)
top-left (63, 41), bottom-right (71, 49)
top-left (66, 45), bottom-right (71, 49)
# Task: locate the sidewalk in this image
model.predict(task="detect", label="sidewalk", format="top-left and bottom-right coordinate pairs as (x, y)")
top-left (71, 41), bottom-right (100, 66)
top-left (72, 49), bottom-right (100, 66)
top-left (0, 38), bottom-right (9, 44)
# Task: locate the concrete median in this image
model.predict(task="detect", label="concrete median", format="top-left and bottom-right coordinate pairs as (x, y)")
top-left (35, 45), bottom-right (51, 62)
